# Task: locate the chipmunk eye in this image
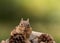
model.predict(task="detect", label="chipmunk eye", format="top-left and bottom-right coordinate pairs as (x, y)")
top-left (20, 24), bottom-right (23, 26)
top-left (21, 24), bottom-right (23, 25)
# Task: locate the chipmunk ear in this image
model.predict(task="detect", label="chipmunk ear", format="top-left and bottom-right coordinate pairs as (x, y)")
top-left (21, 18), bottom-right (23, 21)
top-left (19, 18), bottom-right (23, 25)
top-left (27, 18), bottom-right (29, 22)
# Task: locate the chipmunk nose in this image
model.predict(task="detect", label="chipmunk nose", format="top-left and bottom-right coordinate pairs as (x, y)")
top-left (24, 24), bottom-right (29, 28)
top-left (27, 24), bottom-right (29, 27)
top-left (26, 24), bottom-right (30, 28)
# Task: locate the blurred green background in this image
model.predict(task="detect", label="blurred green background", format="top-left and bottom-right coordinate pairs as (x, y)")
top-left (0, 0), bottom-right (60, 43)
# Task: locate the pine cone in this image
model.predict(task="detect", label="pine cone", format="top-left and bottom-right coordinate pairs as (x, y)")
top-left (38, 34), bottom-right (55, 43)
top-left (29, 31), bottom-right (55, 43)
top-left (9, 34), bottom-right (26, 43)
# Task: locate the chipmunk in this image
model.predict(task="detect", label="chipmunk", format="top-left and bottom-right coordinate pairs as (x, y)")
top-left (9, 18), bottom-right (32, 43)
top-left (11, 18), bottom-right (32, 38)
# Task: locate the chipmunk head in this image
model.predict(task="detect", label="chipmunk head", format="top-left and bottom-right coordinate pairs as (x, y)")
top-left (19, 18), bottom-right (30, 28)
